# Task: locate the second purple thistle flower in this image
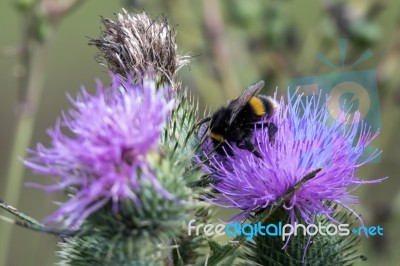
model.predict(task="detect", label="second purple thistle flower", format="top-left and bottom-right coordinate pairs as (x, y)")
top-left (201, 91), bottom-right (386, 224)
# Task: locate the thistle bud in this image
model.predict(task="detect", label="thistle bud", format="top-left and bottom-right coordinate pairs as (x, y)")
top-left (89, 9), bottom-right (189, 83)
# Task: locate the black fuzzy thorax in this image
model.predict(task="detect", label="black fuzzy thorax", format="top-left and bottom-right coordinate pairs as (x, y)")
top-left (210, 99), bottom-right (264, 144)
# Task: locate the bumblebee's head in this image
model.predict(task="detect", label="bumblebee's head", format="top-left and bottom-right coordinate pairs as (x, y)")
top-left (209, 107), bottom-right (230, 142)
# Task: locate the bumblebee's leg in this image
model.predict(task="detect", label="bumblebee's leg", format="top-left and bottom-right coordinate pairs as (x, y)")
top-left (255, 122), bottom-right (278, 145)
top-left (254, 122), bottom-right (270, 129)
top-left (237, 139), bottom-right (262, 158)
top-left (213, 140), bottom-right (234, 157)
top-left (267, 122), bottom-right (278, 145)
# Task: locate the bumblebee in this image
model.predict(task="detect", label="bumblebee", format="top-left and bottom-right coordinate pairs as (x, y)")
top-left (197, 80), bottom-right (278, 158)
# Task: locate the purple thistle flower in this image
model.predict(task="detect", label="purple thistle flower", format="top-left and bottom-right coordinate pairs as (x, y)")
top-left (24, 74), bottom-right (174, 228)
top-left (201, 91), bottom-right (386, 225)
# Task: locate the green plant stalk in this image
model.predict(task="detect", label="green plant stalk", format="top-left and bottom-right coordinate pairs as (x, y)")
top-left (0, 44), bottom-right (47, 266)
top-left (0, 200), bottom-right (75, 237)
top-left (163, 0), bottom-right (226, 107)
top-left (203, 0), bottom-right (241, 99)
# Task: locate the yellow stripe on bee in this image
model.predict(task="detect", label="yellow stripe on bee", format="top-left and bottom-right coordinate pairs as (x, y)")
top-left (249, 97), bottom-right (265, 116)
top-left (209, 132), bottom-right (225, 142)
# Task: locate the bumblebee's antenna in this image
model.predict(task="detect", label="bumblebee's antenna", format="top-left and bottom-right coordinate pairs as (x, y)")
top-left (195, 116), bottom-right (212, 127)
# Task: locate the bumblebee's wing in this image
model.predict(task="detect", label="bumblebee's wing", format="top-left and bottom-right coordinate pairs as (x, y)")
top-left (228, 80), bottom-right (265, 125)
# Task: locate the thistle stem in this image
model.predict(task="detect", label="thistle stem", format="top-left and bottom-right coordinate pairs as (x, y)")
top-left (203, 0), bottom-right (240, 99)
top-left (0, 2), bottom-right (86, 264)
top-left (0, 39), bottom-right (48, 266)
top-left (0, 200), bottom-right (75, 237)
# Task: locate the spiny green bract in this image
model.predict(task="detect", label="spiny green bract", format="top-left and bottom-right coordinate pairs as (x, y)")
top-left (240, 206), bottom-right (363, 266)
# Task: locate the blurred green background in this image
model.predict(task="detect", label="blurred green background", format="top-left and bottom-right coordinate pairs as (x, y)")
top-left (1, 0), bottom-right (399, 265)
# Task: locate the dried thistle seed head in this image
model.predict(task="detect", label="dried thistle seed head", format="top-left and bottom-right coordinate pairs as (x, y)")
top-left (89, 9), bottom-right (189, 83)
